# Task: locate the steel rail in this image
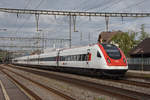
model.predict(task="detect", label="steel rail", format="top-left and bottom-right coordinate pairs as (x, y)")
top-left (7, 64), bottom-right (150, 100)
top-left (0, 65), bottom-right (75, 100)
top-left (0, 69), bottom-right (41, 100)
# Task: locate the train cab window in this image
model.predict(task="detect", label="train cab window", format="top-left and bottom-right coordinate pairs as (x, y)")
top-left (97, 51), bottom-right (101, 58)
top-left (102, 44), bottom-right (121, 59)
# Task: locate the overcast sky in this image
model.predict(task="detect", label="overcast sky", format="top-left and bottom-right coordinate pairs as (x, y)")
top-left (0, 0), bottom-right (150, 49)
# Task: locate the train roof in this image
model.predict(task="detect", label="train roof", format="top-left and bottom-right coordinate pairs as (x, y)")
top-left (13, 44), bottom-right (100, 60)
top-left (59, 43), bottom-right (97, 51)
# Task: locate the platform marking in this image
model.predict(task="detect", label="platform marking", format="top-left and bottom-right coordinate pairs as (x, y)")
top-left (0, 80), bottom-right (10, 100)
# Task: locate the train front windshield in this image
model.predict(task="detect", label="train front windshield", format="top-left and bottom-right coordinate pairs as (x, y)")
top-left (102, 44), bottom-right (121, 59)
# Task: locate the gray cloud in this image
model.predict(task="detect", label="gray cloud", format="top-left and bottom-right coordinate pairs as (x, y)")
top-left (0, 0), bottom-right (150, 50)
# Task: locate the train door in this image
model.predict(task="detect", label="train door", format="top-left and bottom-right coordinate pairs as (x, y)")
top-left (95, 48), bottom-right (104, 68)
top-left (86, 49), bottom-right (91, 67)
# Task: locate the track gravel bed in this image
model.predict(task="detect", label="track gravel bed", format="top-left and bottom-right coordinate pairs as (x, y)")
top-left (2, 69), bottom-right (69, 100)
top-left (5, 64), bottom-right (150, 99)
top-left (2, 64), bottom-right (114, 100)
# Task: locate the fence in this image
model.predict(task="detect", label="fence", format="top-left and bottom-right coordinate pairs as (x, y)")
top-left (127, 58), bottom-right (150, 65)
top-left (127, 58), bottom-right (150, 71)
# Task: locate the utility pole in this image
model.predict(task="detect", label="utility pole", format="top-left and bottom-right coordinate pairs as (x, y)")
top-left (80, 32), bottom-right (82, 44)
top-left (69, 15), bottom-right (72, 48)
top-left (35, 14), bottom-right (40, 32)
top-left (105, 16), bottom-right (109, 32)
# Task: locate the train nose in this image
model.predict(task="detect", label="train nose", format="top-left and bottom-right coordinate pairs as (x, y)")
top-left (106, 58), bottom-right (127, 66)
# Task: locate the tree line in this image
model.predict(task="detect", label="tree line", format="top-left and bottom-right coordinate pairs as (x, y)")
top-left (111, 24), bottom-right (149, 57)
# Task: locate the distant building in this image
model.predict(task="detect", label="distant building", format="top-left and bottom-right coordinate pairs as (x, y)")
top-left (128, 38), bottom-right (150, 71)
top-left (129, 38), bottom-right (150, 58)
top-left (98, 31), bottom-right (122, 45)
top-left (31, 49), bottom-right (42, 55)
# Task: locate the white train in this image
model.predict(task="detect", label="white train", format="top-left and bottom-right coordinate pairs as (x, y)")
top-left (12, 43), bottom-right (128, 77)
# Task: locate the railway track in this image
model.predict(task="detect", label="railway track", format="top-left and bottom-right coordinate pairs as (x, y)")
top-left (0, 65), bottom-right (75, 100)
top-left (3, 64), bottom-right (150, 100)
top-left (108, 78), bottom-right (150, 88)
top-left (0, 70), bottom-right (41, 100)
top-left (125, 75), bottom-right (150, 82)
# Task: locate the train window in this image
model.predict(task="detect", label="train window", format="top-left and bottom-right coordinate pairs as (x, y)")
top-left (85, 54), bottom-right (88, 61)
top-left (65, 56), bottom-right (68, 61)
top-left (60, 56), bottom-right (62, 61)
top-left (60, 56), bottom-right (64, 61)
top-left (66, 56), bottom-right (69, 61)
top-left (75, 55), bottom-right (77, 61)
top-left (70, 56), bottom-right (72, 61)
top-left (68, 56), bottom-right (71, 61)
top-left (39, 57), bottom-right (56, 61)
top-left (71, 56), bottom-right (74, 61)
top-left (72, 56), bottom-right (74, 61)
top-left (62, 56), bottom-right (65, 61)
top-left (76, 55), bottom-right (79, 61)
top-left (66, 56), bottom-right (68, 61)
top-left (74, 56), bottom-right (76, 61)
top-left (97, 51), bottom-right (101, 58)
top-left (80, 55), bottom-right (83, 61)
top-left (64, 57), bottom-right (66, 61)
top-left (59, 54), bottom-right (89, 61)
top-left (82, 54), bottom-right (87, 61)
top-left (102, 44), bottom-right (121, 59)
top-left (79, 55), bottom-right (81, 61)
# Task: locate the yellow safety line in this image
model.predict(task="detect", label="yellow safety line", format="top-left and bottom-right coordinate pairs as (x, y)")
top-left (0, 80), bottom-right (10, 100)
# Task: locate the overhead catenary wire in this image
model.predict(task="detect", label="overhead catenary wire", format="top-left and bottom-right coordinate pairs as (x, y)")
top-left (1, 0), bottom-right (150, 48)
top-left (13, 0), bottom-right (32, 34)
top-left (0, 0), bottom-right (45, 53)
top-left (24, 0), bottom-right (32, 9)
top-left (116, 0), bottom-right (147, 12)
top-left (14, 0), bottom-right (45, 34)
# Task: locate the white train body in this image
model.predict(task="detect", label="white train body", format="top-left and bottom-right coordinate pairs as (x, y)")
top-left (12, 43), bottom-right (128, 77)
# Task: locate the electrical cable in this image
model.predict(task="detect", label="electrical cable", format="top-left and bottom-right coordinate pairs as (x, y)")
top-left (14, 0), bottom-right (45, 34)
top-left (13, 0), bottom-right (32, 34)
top-left (24, 0), bottom-right (32, 9)
top-left (117, 0), bottom-right (147, 12)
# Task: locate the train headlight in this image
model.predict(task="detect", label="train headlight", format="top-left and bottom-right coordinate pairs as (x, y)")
top-left (107, 58), bottom-right (111, 63)
top-left (123, 58), bottom-right (126, 63)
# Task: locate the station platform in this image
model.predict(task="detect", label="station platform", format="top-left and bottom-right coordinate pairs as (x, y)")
top-left (0, 71), bottom-right (30, 100)
top-left (126, 70), bottom-right (150, 78)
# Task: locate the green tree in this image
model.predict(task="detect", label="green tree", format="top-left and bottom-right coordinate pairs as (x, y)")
top-left (110, 24), bottom-right (149, 56)
top-left (111, 31), bottom-right (138, 56)
top-left (139, 24), bottom-right (149, 41)
top-left (129, 31), bottom-right (139, 47)
top-left (0, 50), bottom-right (11, 63)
